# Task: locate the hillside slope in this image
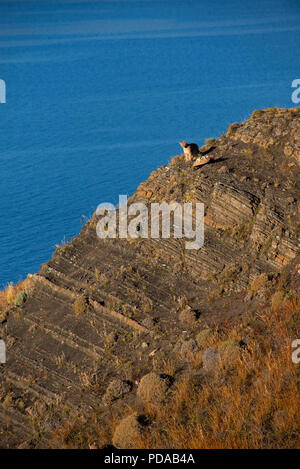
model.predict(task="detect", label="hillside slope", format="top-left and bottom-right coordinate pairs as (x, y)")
top-left (0, 108), bottom-right (299, 448)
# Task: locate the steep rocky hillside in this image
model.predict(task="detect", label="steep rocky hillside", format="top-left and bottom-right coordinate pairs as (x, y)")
top-left (0, 108), bottom-right (299, 448)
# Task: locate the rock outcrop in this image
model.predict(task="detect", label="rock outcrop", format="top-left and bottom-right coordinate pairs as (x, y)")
top-left (0, 108), bottom-right (299, 448)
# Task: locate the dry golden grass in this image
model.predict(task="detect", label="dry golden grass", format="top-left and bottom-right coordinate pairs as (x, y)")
top-left (50, 414), bottom-right (111, 449)
top-left (250, 273), bottom-right (268, 293)
top-left (136, 294), bottom-right (300, 449)
top-left (0, 277), bottom-right (33, 314)
top-left (49, 292), bottom-right (300, 449)
top-left (271, 290), bottom-right (285, 313)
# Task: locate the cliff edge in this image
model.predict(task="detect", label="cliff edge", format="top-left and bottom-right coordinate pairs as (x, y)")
top-left (0, 108), bottom-right (299, 448)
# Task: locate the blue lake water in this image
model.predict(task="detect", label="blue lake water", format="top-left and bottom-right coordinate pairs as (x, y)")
top-left (0, 0), bottom-right (300, 288)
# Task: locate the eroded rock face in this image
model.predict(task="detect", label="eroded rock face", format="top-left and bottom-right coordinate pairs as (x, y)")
top-left (229, 108), bottom-right (300, 164)
top-left (0, 108), bottom-right (299, 448)
top-left (133, 107), bottom-right (300, 281)
top-left (206, 183), bottom-right (260, 229)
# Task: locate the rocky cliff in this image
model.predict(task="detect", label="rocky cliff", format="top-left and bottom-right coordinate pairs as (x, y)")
top-left (0, 108), bottom-right (299, 448)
